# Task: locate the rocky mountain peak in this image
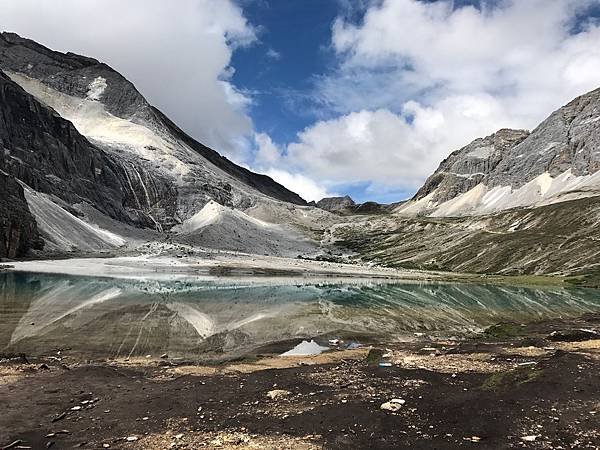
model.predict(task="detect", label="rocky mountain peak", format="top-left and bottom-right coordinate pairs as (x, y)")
top-left (413, 128), bottom-right (530, 203)
top-left (316, 196), bottom-right (356, 212)
top-left (0, 32), bottom-right (306, 209)
top-left (400, 85), bottom-right (600, 217)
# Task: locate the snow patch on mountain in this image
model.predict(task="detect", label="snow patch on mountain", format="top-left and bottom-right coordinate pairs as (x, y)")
top-left (86, 76), bottom-right (107, 100)
top-left (397, 170), bottom-right (600, 217)
top-left (7, 72), bottom-right (191, 178)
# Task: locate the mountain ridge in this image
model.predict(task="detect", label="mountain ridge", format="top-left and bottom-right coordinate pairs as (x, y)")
top-left (2, 32), bottom-right (600, 279)
top-left (0, 31), bottom-right (306, 207)
top-left (397, 86), bottom-right (600, 217)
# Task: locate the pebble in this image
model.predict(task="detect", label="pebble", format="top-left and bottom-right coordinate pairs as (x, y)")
top-left (126, 436), bottom-right (138, 442)
top-left (521, 435), bottom-right (539, 442)
top-left (266, 389), bottom-right (291, 400)
top-left (380, 399), bottom-right (405, 412)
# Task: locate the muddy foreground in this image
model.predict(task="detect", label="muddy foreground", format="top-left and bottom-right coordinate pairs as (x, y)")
top-left (1, 315), bottom-right (600, 449)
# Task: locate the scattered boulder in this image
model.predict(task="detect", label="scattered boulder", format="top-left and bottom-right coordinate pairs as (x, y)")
top-left (266, 389), bottom-right (291, 400)
top-left (548, 329), bottom-right (599, 342)
top-left (521, 435), bottom-right (539, 442)
top-left (380, 398), bottom-right (405, 412)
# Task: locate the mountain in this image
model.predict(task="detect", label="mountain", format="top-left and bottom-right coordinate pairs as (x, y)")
top-left (0, 171), bottom-right (41, 258)
top-left (314, 196), bottom-right (391, 215)
top-left (315, 196), bottom-right (356, 212)
top-left (396, 88), bottom-right (600, 217)
top-left (0, 32), bottom-right (318, 258)
top-left (3, 32), bottom-right (600, 279)
top-left (331, 87), bottom-right (600, 276)
top-left (0, 33), bottom-right (305, 207)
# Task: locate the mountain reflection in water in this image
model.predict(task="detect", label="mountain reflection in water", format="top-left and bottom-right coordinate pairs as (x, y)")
top-left (1, 271), bottom-right (599, 360)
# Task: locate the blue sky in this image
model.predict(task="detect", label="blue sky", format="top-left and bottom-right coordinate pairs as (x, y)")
top-left (3, 0), bottom-right (600, 203)
top-left (226, 0), bottom-right (600, 203)
top-left (231, 0), bottom-right (341, 144)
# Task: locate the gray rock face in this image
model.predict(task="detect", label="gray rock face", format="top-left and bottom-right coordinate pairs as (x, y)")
top-left (414, 129), bottom-right (529, 203)
top-left (490, 88), bottom-right (600, 185)
top-left (413, 86), bottom-right (600, 206)
top-left (0, 32), bottom-right (306, 208)
top-left (316, 196), bottom-right (356, 212)
top-left (0, 69), bottom-right (165, 229)
top-left (0, 171), bottom-right (41, 258)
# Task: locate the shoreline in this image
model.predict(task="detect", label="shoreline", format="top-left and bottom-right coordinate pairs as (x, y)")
top-left (2, 313), bottom-right (600, 449)
top-left (5, 253), bottom-right (443, 282)
top-left (4, 252), bottom-right (572, 289)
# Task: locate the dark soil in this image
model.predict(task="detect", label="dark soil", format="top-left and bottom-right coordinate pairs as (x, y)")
top-left (1, 316), bottom-right (600, 449)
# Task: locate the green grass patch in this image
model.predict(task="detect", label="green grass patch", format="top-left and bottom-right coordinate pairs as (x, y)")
top-left (481, 366), bottom-right (542, 391)
top-left (483, 322), bottom-right (523, 339)
top-left (365, 348), bottom-right (384, 365)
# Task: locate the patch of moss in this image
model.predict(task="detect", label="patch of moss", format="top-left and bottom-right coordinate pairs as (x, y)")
top-left (564, 269), bottom-right (600, 289)
top-left (483, 322), bottom-right (522, 339)
top-left (365, 348), bottom-right (384, 365)
top-left (481, 366), bottom-right (542, 391)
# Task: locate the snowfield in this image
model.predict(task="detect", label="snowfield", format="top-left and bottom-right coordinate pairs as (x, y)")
top-left (396, 169), bottom-right (600, 217)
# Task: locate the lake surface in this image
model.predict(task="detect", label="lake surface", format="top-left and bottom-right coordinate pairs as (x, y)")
top-left (1, 271), bottom-right (600, 361)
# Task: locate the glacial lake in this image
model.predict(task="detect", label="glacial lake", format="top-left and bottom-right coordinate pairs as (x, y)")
top-left (1, 271), bottom-right (600, 361)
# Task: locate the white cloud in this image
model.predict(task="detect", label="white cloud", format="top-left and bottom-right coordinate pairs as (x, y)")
top-left (264, 169), bottom-right (337, 202)
top-left (285, 96), bottom-right (516, 189)
top-left (253, 133), bottom-right (335, 202)
top-left (254, 132), bottom-right (282, 165)
top-left (295, 0), bottom-right (600, 198)
top-left (266, 48), bottom-right (282, 60)
top-left (1, 0), bottom-right (257, 161)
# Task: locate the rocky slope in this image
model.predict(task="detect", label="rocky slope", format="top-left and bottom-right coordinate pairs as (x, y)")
top-left (333, 195), bottom-right (600, 276)
top-left (315, 196), bottom-right (356, 212)
top-left (0, 32), bottom-right (322, 258)
top-left (397, 88), bottom-right (600, 217)
top-left (0, 70), bottom-right (160, 226)
top-left (0, 32), bottom-right (305, 206)
top-left (0, 171), bottom-right (41, 258)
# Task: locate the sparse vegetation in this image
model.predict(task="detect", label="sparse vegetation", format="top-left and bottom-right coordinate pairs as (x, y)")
top-left (481, 366), bottom-right (543, 391)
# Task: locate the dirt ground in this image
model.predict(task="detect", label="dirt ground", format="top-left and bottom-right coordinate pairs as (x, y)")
top-left (2, 315), bottom-right (600, 449)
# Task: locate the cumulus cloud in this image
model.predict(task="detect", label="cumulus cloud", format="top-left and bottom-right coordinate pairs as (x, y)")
top-left (254, 132), bottom-right (282, 165)
top-left (286, 96), bottom-right (516, 188)
top-left (253, 132), bottom-right (336, 201)
top-left (295, 0), bottom-right (600, 197)
top-left (264, 169), bottom-right (337, 202)
top-left (1, 0), bottom-right (256, 161)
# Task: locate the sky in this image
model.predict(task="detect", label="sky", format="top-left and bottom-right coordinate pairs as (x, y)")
top-left (3, 0), bottom-right (600, 203)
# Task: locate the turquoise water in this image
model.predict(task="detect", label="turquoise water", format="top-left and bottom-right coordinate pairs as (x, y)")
top-left (1, 271), bottom-right (599, 360)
